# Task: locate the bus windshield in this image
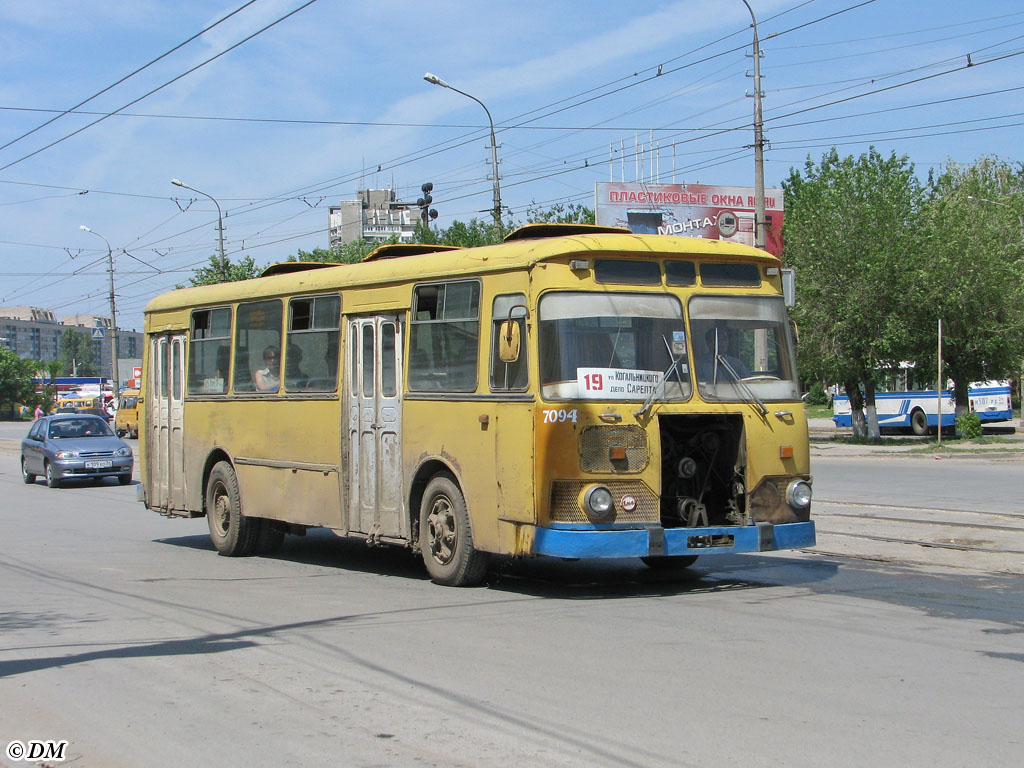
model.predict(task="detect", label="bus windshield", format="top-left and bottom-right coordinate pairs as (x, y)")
top-left (539, 292), bottom-right (691, 401)
top-left (689, 294), bottom-right (799, 402)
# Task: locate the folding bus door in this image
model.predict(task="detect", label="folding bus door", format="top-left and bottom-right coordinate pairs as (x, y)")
top-left (148, 333), bottom-right (187, 513)
top-left (346, 315), bottom-right (404, 539)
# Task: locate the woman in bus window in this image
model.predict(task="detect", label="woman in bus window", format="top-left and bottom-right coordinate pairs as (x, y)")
top-left (254, 346), bottom-right (280, 391)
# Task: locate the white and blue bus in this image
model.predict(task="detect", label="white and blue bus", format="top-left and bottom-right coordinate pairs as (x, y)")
top-left (832, 379), bottom-right (1012, 435)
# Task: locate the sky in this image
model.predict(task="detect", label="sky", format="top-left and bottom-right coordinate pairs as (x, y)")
top-left (2, 0), bottom-right (1023, 333)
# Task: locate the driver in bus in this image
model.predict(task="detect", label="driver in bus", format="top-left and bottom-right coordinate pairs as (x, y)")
top-left (254, 346), bottom-right (281, 391)
top-left (697, 326), bottom-right (750, 381)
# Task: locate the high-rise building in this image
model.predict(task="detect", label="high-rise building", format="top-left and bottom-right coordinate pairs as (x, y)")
top-left (328, 189), bottom-right (417, 249)
top-left (0, 306), bottom-right (142, 380)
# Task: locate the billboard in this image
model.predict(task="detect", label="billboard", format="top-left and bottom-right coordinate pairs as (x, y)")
top-left (594, 182), bottom-right (785, 257)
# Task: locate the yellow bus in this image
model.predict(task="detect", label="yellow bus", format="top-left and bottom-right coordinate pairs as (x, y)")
top-left (58, 395), bottom-right (100, 411)
top-left (114, 388), bottom-right (141, 438)
top-left (139, 224), bottom-right (814, 586)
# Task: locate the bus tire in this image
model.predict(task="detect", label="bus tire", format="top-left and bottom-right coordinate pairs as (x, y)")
top-left (910, 409), bottom-right (929, 436)
top-left (419, 474), bottom-right (488, 587)
top-left (641, 555), bottom-right (699, 570)
top-left (205, 461), bottom-right (260, 556)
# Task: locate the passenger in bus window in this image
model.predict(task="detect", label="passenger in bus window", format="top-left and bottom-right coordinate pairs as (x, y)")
top-left (254, 346), bottom-right (281, 391)
top-left (285, 345), bottom-right (309, 390)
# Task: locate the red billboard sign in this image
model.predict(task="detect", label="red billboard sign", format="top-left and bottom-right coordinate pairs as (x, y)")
top-left (594, 182), bottom-right (785, 257)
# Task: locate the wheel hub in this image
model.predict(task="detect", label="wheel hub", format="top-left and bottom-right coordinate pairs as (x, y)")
top-left (427, 496), bottom-right (457, 565)
top-left (213, 490), bottom-right (231, 534)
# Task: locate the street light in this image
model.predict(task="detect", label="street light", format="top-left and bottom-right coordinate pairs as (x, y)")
top-left (171, 178), bottom-right (227, 278)
top-left (740, 0), bottom-right (767, 250)
top-left (79, 225), bottom-right (118, 395)
top-left (423, 73), bottom-right (503, 228)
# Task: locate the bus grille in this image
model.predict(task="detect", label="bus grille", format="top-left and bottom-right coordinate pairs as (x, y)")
top-left (578, 425), bottom-right (649, 473)
top-left (549, 480), bottom-right (660, 524)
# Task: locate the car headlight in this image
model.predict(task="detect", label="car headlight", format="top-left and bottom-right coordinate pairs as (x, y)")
top-left (115, 447), bottom-right (132, 457)
top-left (55, 450), bottom-right (79, 459)
top-left (583, 485), bottom-right (615, 520)
top-left (786, 479), bottom-right (812, 509)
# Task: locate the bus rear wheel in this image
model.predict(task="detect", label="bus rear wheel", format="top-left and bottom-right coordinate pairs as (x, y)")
top-left (206, 461), bottom-right (260, 556)
top-left (910, 409), bottom-right (929, 436)
top-left (419, 474), bottom-right (488, 587)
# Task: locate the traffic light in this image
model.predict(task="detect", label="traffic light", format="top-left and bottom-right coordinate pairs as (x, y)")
top-left (417, 182), bottom-right (438, 224)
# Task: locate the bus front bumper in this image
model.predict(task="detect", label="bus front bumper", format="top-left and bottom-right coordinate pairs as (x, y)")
top-left (532, 521), bottom-right (815, 559)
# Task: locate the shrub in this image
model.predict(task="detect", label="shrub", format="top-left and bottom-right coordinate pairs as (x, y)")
top-left (955, 411), bottom-right (982, 440)
top-left (805, 381), bottom-right (829, 406)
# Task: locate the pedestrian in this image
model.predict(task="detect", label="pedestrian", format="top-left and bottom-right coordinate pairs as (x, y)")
top-left (33, 404), bottom-right (44, 420)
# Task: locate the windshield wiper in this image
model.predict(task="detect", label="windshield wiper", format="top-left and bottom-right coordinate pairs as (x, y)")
top-left (633, 336), bottom-right (687, 419)
top-left (715, 354), bottom-right (768, 417)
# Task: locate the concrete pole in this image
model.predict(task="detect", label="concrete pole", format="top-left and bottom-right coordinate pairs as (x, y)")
top-left (741, 0), bottom-right (767, 250)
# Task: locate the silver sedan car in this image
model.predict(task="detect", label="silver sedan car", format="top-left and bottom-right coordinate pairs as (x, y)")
top-left (21, 414), bottom-right (134, 488)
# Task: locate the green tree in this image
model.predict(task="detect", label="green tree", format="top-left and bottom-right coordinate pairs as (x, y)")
top-left (59, 328), bottom-right (97, 376)
top-left (39, 360), bottom-right (61, 413)
top-left (0, 348), bottom-right (39, 419)
top-left (185, 254), bottom-right (262, 287)
top-left (415, 217), bottom-right (505, 248)
top-left (911, 157), bottom-right (1024, 415)
top-left (413, 202), bottom-right (594, 247)
top-left (523, 201), bottom-right (595, 224)
top-left (293, 242), bottom-right (378, 264)
top-left (783, 147), bottom-right (923, 438)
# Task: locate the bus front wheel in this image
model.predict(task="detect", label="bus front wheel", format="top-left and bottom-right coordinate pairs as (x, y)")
top-left (910, 409), bottom-right (929, 436)
top-left (419, 474), bottom-right (488, 587)
top-left (206, 461), bottom-right (260, 556)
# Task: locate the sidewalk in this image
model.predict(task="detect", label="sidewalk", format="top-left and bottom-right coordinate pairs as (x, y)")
top-left (807, 417), bottom-right (1024, 458)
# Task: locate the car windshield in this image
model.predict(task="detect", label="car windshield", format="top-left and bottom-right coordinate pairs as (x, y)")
top-left (689, 294), bottom-right (800, 402)
top-left (539, 292), bottom-right (691, 401)
top-left (48, 417), bottom-right (114, 439)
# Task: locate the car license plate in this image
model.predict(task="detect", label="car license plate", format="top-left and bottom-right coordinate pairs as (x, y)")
top-left (85, 460), bottom-right (112, 469)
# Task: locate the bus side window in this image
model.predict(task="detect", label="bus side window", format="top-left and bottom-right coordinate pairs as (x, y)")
top-left (409, 280), bottom-right (480, 392)
top-left (490, 293), bottom-right (528, 392)
top-left (234, 300), bottom-right (283, 393)
top-left (286, 295), bottom-right (341, 392)
top-left (188, 308), bottom-right (232, 394)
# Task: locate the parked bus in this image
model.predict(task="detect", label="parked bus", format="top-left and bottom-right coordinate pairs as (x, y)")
top-left (139, 224), bottom-right (814, 586)
top-left (832, 378), bottom-right (1012, 435)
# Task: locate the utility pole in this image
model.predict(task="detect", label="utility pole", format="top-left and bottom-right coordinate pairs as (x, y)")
top-left (741, 0), bottom-right (767, 250)
top-left (79, 225), bottom-right (118, 393)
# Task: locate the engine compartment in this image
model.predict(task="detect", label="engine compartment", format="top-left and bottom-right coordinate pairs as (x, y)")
top-left (658, 414), bottom-right (746, 528)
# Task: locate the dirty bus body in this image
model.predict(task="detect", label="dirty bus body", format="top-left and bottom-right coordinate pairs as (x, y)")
top-left (139, 224), bottom-right (814, 586)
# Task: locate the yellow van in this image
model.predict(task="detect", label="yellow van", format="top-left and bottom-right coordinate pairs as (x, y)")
top-left (115, 389), bottom-right (140, 438)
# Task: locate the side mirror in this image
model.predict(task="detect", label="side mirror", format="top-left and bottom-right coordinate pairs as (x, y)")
top-left (781, 268), bottom-right (795, 307)
top-left (498, 320), bottom-right (521, 363)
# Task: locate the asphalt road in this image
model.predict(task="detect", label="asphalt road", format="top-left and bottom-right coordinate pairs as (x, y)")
top-left (1, 436), bottom-right (1022, 768)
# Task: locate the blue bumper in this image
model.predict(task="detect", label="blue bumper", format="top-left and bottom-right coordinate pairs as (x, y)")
top-left (532, 521), bottom-right (816, 559)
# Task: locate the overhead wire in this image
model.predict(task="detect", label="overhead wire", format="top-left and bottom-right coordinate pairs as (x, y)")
top-left (0, 0), bottom-right (262, 154)
top-left (0, 0), bottom-right (323, 173)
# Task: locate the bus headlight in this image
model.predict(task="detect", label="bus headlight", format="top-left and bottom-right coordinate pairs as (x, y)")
top-left (786, 480), bottom-right (812, 510)
top-left (583, 485), bottom-right (615, 520)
